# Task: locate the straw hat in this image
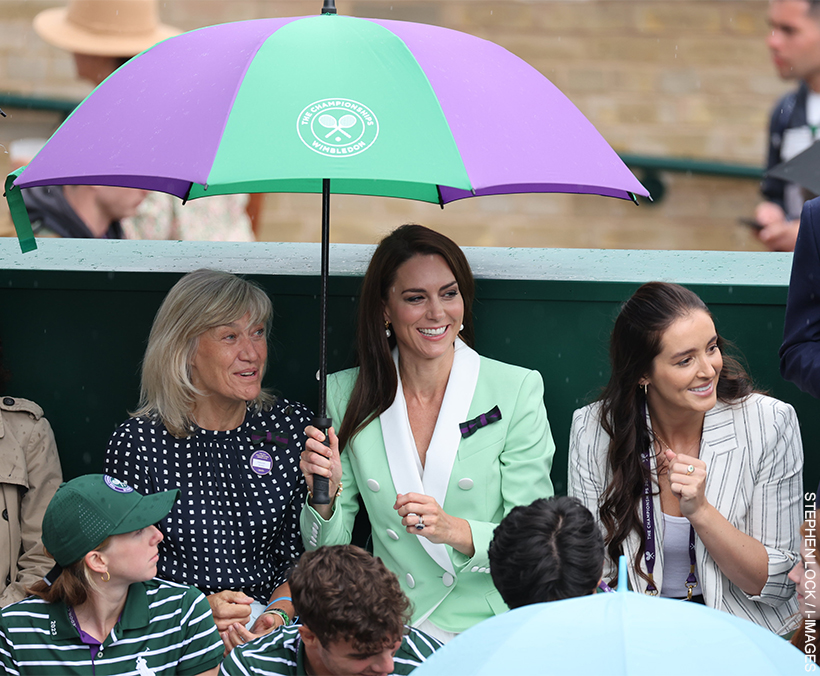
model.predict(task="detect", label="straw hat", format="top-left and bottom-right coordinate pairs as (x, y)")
top-left (34, 0), bottom-right (182, 57)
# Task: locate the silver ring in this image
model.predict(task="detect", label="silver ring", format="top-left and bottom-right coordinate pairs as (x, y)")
top-left (415, 514), bottom-right (425, 530)
top-left (686, 464), bottom-right (695, 475)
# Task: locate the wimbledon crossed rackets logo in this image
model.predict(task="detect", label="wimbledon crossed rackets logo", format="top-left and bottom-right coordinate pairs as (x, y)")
top-left (104, 475), bottom-right (134, 493)
top-left (320, 113), bottom-right (356, 138)
top-left (297, 98), bottom-right (379, 157)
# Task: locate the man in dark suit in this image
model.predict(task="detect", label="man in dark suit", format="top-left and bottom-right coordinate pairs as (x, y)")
top-left (757, 0), bottom-right (820, 251)
top-left (781, 196), bottom-right (820, 396)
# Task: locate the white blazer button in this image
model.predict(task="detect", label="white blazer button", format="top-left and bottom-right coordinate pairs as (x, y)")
top-left (387, 529), bottom-right (399, 540)
top-left (406, 574), bottom-right (415, 589)
top-left (457, 478), bottom-right (474, 490)
top-left (442, 572), bottom-right (455, 587)
top-left (367, 479), bottom-right (381, 492)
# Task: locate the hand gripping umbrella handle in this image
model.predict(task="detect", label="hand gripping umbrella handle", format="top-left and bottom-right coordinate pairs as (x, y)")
top-left (311, 415), bottom-right (332, 504)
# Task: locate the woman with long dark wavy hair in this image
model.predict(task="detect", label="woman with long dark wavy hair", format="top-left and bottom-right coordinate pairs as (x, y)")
top-left (569, 282), bottom-right (802, 634)
top-left (299, 224), bottom-right (555, 641)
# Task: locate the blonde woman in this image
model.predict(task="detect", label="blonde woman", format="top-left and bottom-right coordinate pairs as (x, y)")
top-left (104, 269), bottom-right (311, 650)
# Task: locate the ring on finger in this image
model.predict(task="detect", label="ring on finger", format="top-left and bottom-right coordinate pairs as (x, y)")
top-left (416, 514), bottom-right (425, 531)
top-left (686, 464), bottom-right (695, 475)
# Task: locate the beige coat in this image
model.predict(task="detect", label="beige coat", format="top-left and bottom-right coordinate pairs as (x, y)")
top-left (0, 397), bottom-right (62, 607)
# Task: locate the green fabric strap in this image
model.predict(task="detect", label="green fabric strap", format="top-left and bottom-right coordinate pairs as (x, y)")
top-left (4, 168), bottom-right (37, 253)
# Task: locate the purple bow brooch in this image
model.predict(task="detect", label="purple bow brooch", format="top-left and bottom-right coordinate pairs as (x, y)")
top-left (250, 429), bottom-right (289, 448)
top-left (459, 405), bottom-right (502, 439)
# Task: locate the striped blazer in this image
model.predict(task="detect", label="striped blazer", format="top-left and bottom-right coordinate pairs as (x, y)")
top-left (568, 393), bottom-right (802, 634)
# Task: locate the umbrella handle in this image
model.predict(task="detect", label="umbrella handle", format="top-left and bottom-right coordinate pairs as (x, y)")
top-left (617, 555), bottom-right (628, 592)
top-left (311, 415), bottom-right (332, 504)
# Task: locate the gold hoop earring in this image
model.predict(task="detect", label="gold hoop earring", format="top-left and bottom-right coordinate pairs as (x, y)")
top-left (101, 571), bottom-right (110, 583)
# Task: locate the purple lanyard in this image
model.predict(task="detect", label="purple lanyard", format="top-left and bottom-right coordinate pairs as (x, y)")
top-left (640, 448), bottom-right (698, 599)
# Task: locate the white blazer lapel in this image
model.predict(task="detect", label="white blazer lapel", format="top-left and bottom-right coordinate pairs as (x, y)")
top-left (380, 354), bottom-right (425, 499)
top-left (379, 340), bottom-right (479, 576)
top-left (422, 340), bottom-right (480, 505)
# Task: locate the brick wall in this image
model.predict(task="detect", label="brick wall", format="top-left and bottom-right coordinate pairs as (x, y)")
top-left (0, 1), bottom-right (793, 250)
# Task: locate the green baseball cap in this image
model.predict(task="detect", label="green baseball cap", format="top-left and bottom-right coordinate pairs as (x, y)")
top-left (42, 474), bottom-right (179, 568)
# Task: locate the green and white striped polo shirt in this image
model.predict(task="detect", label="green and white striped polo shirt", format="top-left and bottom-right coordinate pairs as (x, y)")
top-left (0, 578), bottom-right (222, 676)
top-left (222, 624), bottom-right (441, 676)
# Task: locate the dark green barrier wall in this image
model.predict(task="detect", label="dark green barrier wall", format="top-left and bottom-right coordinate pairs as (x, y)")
top-left (0, 240), bottom-right (814, 496)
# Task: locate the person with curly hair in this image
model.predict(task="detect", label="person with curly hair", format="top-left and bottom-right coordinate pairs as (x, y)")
top-left (222, 545), bottom-right (441, 676)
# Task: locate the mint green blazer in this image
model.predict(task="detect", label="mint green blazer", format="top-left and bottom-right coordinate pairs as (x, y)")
top-left (300, 354), bottom-right (555, 633)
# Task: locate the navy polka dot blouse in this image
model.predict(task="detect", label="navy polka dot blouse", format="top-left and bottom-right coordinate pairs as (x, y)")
top-left (104, 399), bottom-right (311, 603)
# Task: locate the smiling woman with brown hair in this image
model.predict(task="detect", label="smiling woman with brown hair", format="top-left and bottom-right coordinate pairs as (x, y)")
top-left (569, 281), bottom-right (802, 634)
top-left (299, 225), bottom-right (556, 641)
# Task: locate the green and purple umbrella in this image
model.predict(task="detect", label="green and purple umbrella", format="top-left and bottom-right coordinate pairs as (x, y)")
top-left (5, 6), bottom-right (646, 500)
top-left (7, 10), bottom-right (647, 242)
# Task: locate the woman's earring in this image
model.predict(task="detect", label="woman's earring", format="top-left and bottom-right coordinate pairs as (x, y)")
top-left (642, 383), bottom-right (648, 396)
top-left (101, 571), bottom-right (110, 583)
top-left (384, 320), bottom-right (391, 338)
top-left (460, 324), bottom-right (464, 332)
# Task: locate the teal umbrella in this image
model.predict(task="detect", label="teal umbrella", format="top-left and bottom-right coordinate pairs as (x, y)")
top-left (413, 558), bottom-right (804, 675)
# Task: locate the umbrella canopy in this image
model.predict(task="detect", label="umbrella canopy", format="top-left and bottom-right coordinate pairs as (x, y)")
top-left (766, 138), bottom-right (820, 197)
top-left (7, 12), bottom-right (647, 252)
top-left (4, 7), bottom-right (648, 502)
top-left (412, 591), bottom-right (804, 676)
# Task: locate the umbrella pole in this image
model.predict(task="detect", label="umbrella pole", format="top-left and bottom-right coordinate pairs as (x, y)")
top-left (311, 178), bottom-right (332, 505)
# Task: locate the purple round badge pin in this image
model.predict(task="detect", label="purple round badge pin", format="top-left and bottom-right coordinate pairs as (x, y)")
top-left (250, 450), bottom-right (273, 476)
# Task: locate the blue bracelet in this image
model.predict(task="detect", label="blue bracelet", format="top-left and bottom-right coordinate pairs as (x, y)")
top-left (265, 596), bottom-right (292, 610)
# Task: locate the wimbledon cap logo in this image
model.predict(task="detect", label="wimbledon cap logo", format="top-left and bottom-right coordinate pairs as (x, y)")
top-left (298, 99), bottom-right (379, 157)
top-left (104, 475), bottom-right (134, 493)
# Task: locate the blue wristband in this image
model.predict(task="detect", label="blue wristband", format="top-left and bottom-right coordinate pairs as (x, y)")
top-left (265, 596), bottom-right (292, 610)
